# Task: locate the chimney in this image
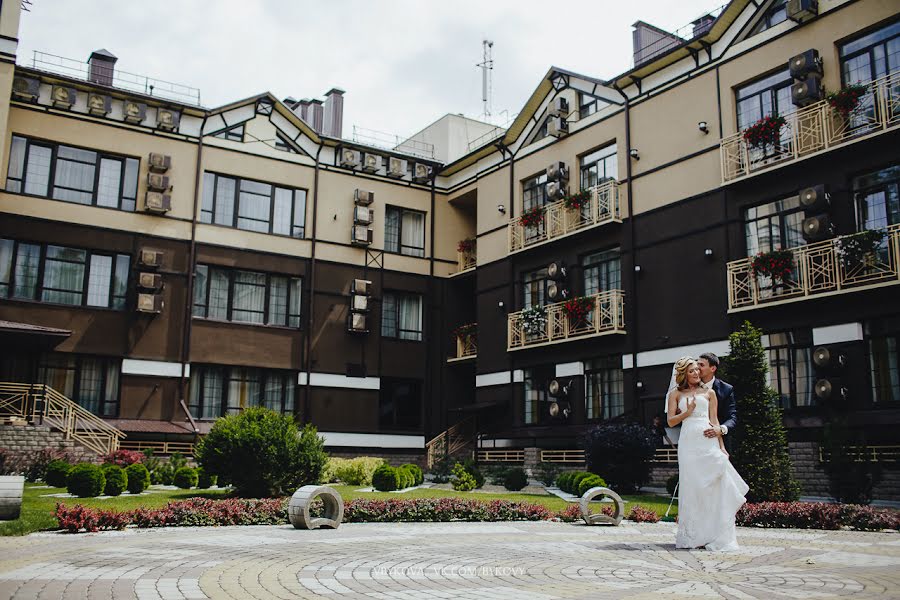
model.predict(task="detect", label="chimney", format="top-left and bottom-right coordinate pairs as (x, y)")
top-left (322, 88), bottom-right (345, 138)
top-left (309, 99), bottom-right (324, 133)
top-left (632, 21), bottom-right (684, 66)
top-left (87, 49), bottom-right (117, 86)
top-left (692, 14), bottom-right (715, 38)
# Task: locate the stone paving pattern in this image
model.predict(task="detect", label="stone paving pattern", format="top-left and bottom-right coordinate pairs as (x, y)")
top-left (0, 521), bottom-right (898, 599)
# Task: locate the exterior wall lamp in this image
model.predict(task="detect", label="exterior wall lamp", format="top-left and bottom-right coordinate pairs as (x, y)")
top-left (629, 148), bottom-right (640, 160)
top-left (698, 121), bottom-right (709, 134)
top-left (497, 204), bottom-right (506, 214)
top-left (704, 248), bottom-right (714, 260)
top-left (634, 264), bottom-right (642, 273)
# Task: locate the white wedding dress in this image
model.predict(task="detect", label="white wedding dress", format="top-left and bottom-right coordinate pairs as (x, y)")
top-left (675, 392), bottom-right (749, 551)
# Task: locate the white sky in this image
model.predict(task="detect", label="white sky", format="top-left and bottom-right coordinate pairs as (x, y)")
top-left (18, 0), bottom-right (720, 139)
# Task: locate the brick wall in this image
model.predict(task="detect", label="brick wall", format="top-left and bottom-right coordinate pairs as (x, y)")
top-left (0, 424), bottom-right (98, 463)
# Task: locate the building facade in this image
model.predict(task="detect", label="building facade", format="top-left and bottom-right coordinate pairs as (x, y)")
top-left (0, 0), bottom-right (897, 496)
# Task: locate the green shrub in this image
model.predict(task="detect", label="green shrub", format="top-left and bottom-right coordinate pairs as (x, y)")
top-left (102, 465), bottom-right (127, 496)
top-left (194, 407), bottom-right (328, 497)
top-left (503, 467), bottom-right (528, 491)
top-left (372, 464), bottom-right (401, 491)
top-left (67, 463), bottom-right (105, 498)
top-left (666, 473), bottom-right (679, 496)
top-left (427, 454), bottom-right (452, 484)
top-left (577, 474), bottom-right (607, 497)
top-left (536, 462), bottom-right (560, 487)
top-left (483, 465), bottom-right (509, 486)
top-left (151, 462), bottom-right (174, 485)
top-left (174, 467), bottom-right (198, 489)
top-left (45, 459), bottom-right (72, 488)
top-left (556, 471), bottom-right (574, 493)
top-left (125, 463), bottom-right (150, 494)
top-left (323, 456), bottom-right (386, 486)
top-left (585, 422), bottom-right (657, 493)
top-left (462, 458), bottom-right (484, 489)
top-left (399, 464), bottom-right (423, 486)
top-left (451, 462), bottom-right (476, 491)
top-left (197, 468), bottom-right (217, 489)
top-left (571, 472), bottom-right (592, 494)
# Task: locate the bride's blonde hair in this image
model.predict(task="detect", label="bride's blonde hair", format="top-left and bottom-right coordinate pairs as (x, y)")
top-left (674, 356), bottom-right (698, 390)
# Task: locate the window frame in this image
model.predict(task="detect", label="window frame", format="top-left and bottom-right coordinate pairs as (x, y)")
top-left (581, 248), bottom-right (622, 296)
top-left (839, 18), bottom-right (900, 86)
top-left (765, 331), bottom-right (817, 411)
top-left (36, 352), bottom-right (121, 417)
top-left (743, 195), bottom-right (806, 257)
top-left (522, 172), bottom-right (548, 211)
top-left (213, 124), bottom-right (245, 142)
top-left (852, 163), bottom-right (900, 232)
top-left (381, 291), bottom-right (424, 341)
top-left (188, 364), bottom-right (296, 420)
top-left (5, 134), bottom-right (140, 211)
top-left (579, 144), bottom-right (618, 191)
top-left (192, 264), bottom-right (302, 329)
top-left (584, 356), bottom-right (624, 421)
top-left (749, 0), bottom-right (788, 36)
top-left (201, 171), bottom-right (307, 239)
top-left (378, 377), bottom-right (423, 430)
top-left (734, 69), bottom-right (794, 132)
top-left (0, 237), bottom-right (129, 310)
top-left (384, 205), bottom-right (427, 258)
top-left (522, 366), bottom-right (553, 425)
top-left (867, 334), bottom-right (900, 405)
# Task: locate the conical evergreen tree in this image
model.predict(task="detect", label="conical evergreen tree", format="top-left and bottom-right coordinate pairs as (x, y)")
top-left (721, 321), bottom-right (800, 502)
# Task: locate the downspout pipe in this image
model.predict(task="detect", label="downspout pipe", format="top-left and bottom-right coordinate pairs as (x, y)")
top-left (302, 144), bottom-right (324, 421)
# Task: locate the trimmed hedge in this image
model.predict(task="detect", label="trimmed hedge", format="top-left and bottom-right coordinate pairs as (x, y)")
top-left (577, 474), bottom-right (608, 497)
top-left (503, 468), bottom-right (528, 491)
top-left (67, 463), bottom-right (106, 498)
top-left (372, 464), bottom-right (401, 492)
top-left (323, 456), bottom-right (385, 486)
top-left (174, 467), bottom-right (199, 489)
top-left (125, 463), bottom-right (150, 494)
top-left (451, 462), bottom-right (477, 491)
top-left (45, 459), bottom-right (73, 488)
top-left (102, 465), bottom-right (127, 496)
top-left (400, 464), bottom-right (423, 486)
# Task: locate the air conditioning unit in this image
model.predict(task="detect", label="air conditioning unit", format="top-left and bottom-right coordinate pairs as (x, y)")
top-left (351, 225), bottom-right (373, 246)
top-left (147, 173), bottom-right (171, 192)
top-left (548, 97), bottom-right (569, 118)
top-left (148, 153), bottom-right (172, 173)
top-left (351, 294), bottom-right (369, 312)
top-left (413, 163), bottom-right (431, 183)
top-left (11, 76), bottom-right (40, 102)
top-left (347, 312), bottom-right (368, 333)
top-left (791, 76), bottom-right (824, 107)
top-left (123, 101), bottom-right (148, 124)
top-left (546, 180), bottom-right (566, 200)
top-left (799, 185), bottom-right (830, 212)
top-left (138, 249), bottom-right (163, 268)
top-left (138, 272), bottom-right (163, 290)
top-left (547, 116), bottom-right (569, 138)
top-left (354, 206), bottom-right (373, 225)
top-left (87, 93), bottom-right (112, 116)
top-left (547, 262), bottom-right (567, 279)
top-left (789, 49), bottom-right (823, 80)
top-left (387, 157), bottom-right (407, 178)
top-left (546, 161), bottom-right (569, 182)
top-left (51, 86), bottom-right (77, 109)
top-left (145, 192), bottom-right (172, 214)
top-left (156, 108), bottom-right (181, 132)
top-left (341, 148), bottom-right (361, 168)
top-left (354, 189), bottom-right (374, 206)
top-left (787, 0), bottom-right (818, 23)
top-left (802, 214), bottom-right (834, 242)
top-left (352, 279), bottom-right (372, 295)
top-left (362, 153), bottom-right (382, 173)
top-left (137, 293), bottom-right (163, 313)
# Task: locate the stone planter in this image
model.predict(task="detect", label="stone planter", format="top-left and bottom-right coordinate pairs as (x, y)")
top-left (580, 486), bottom-right (624, 526)
top-left (288, 485), bottom-right (343, 530)
top-left (0, 475), bottom-right (25, 521)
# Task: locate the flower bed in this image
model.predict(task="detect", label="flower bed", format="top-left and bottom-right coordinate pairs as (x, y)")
top-left (737, 502), bottom-right (900, 531)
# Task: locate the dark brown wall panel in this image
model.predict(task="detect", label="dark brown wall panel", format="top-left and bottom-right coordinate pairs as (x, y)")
top-left (307, 387), bottom-right (378, 431)
top-left (190, 320), bottom-right (303, 369)
top-left (119, 375), bottom-right (181, 420)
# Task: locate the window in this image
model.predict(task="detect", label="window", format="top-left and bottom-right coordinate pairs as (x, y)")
top-left (193, 265), bottom-right (301, 327)
top-left (379, 378), bottom-right (422, 429)
top-left (744, 196), bottom-right (805, 256)
top-left (840, 20), bottom-right (900, 86)
top-left (766, 331), bottom-right (816, 410)
top-left (580, 145), bottom-right (618, 190)
top-left (853, 164), bottom-right (900, 231)
top-left (585, 356), bottom-right (624, 420)
top-left (384, 206), bottom-right (426, 257)
top-left (201, 172), bottom-right (306, 238)
top-left (6, 135), bottom-right (139, 211)
top-left (381, 292), bottom-right (423, 341)
top-left (869, 335), bottom-right (899, 404)
top-left (750, 0), bottom-right (787, 36)
top-left (735, 70), bottom-right (793, 131)
top-left (37, 353), bottom-right (120, 417)
top-left (274, 134), bottom-right (298, 153)
top-left (188, 365), bottom-right (295, 419)
top-left (0, 238), bottom-right (129, 309)
top-left (522, 173), bottom-right (548, 211)
top-left (582, 249), bottom-right (621, 295)
top-left (523, 366), bottom-right (552, 425)
top-left (522, 268), bottom-right (547, 309)
top-left (213, 124), bottom-right (245, 142)
top-left (579, 93), bottom-right (606, 119)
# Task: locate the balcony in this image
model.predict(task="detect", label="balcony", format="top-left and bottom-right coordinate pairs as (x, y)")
top-left (721, 71), bottom-right (900, 184)
top-left (448, 324), bottom-right (477, 362)
top-left (507, 290), bottom-right (625, 351)
top-left (508, 180), bottom-right (621, 253)
top-left (727, 225), bottom-right (900, 312)
top-left (452, 241), bottom-right (476, 276)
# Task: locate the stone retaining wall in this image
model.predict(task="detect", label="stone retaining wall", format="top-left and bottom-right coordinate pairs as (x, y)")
top-left (0, 424), bottom-right (98, 463)
top-left (789, 441), bottom-right (900, 501)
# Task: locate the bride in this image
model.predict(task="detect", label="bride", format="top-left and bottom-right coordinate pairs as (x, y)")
top-left (667, 356), bottom-right (749, 551)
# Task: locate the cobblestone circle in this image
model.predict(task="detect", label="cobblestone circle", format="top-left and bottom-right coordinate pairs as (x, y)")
top-left (0, 521), bottom-right (897, 599)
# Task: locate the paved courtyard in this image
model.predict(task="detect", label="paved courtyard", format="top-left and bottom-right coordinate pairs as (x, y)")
top-left (0, 521), bottom-right (897, 599)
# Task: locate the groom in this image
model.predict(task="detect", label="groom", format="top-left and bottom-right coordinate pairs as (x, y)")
top-left (698, 352), bottom-right (738, 453)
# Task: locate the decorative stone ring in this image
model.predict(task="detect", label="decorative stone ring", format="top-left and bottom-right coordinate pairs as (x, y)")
top-left (579, 486), bottom-right (625, 526)
top-left (288, 485), bottom-right (344, 530)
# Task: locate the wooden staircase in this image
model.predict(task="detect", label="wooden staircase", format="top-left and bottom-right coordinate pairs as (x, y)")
top-left (0, 382), bottom-right (125, 456)
top-left (426, 417), bottom-right (475, 469)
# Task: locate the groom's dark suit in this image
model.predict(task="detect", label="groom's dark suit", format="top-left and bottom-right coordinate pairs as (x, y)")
top-left (709, 377), bottom-right (737, 452)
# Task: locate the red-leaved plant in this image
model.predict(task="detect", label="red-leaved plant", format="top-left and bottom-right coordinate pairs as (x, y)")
top-left (563, 296), bottom-right (595, 322)
top-left (743, 114), bottom-right (787, 148)
top-left (750, 249), bottom-right (794, 282)
top-left (520, 206), bottom-right (545, 229)
top-left (826, 84), bottom-right (868, 119)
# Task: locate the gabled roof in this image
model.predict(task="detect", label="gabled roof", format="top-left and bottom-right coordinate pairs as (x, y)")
top-left (205, 92), bottom-right (323, 144)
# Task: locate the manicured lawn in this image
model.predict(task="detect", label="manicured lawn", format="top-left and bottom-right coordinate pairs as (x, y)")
top-left (2, 483), bottom-right (676, 536)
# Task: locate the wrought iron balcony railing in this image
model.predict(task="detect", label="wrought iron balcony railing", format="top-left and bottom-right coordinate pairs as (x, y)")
top-left (508, 180), bottom-right (621, 253)
top-left (448, 327), bottom-right (477, 362)
top-left (507, 290), bottom-right (625, 351)
top-left (721, 70), bottom-right (900, 183)
top-left (727, 225), bottom-right (900, 312)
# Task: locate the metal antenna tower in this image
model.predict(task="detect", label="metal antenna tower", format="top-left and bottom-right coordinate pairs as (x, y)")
top-left (477, 39), bottom-right (494, 119)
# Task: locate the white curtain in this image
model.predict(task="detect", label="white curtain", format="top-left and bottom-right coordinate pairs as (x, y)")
top-left (399, 295), bottom-right (422, 341)
top-left (232, 271), bottom-right (266, 323)
top-left (402, 211), bottom-right (425, 257)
